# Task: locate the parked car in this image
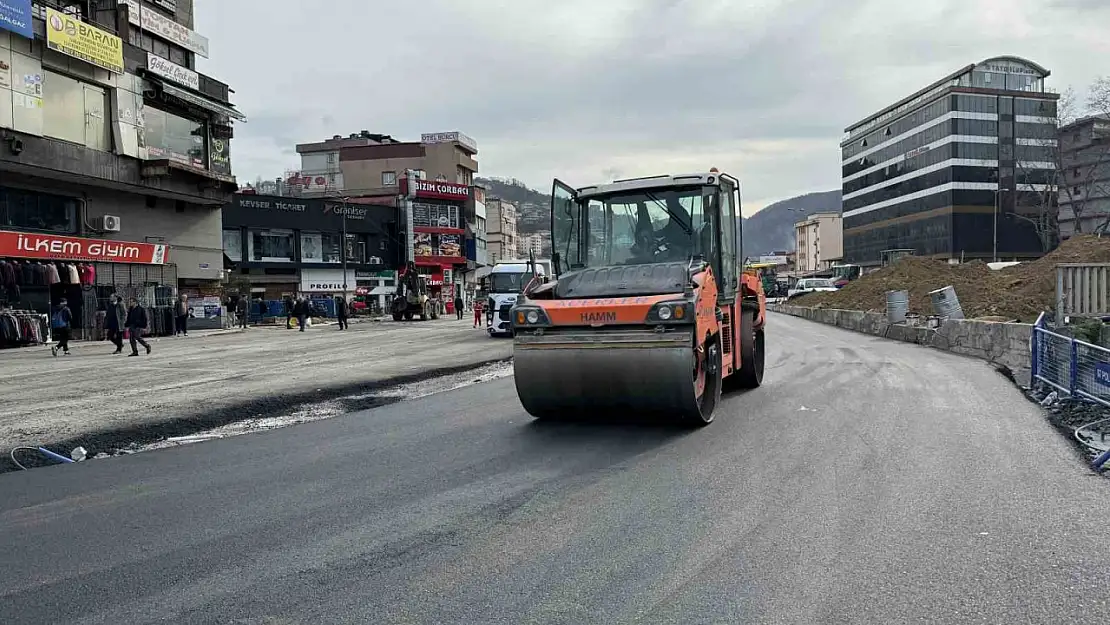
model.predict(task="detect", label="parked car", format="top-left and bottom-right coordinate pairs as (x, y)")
top-left (787, 278), bottom-right (839, 299)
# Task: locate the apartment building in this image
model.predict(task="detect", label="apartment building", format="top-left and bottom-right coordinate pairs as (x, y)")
top-left (842, 56), bottom-right (1058, 263)
top-left (486, 197), bottom-right (518, 264)
top-left (1058, 115), bottom-right (1110, 237)
top-left (0, 0), bottom-right (242, 330)
top-left (794, 212), bottom-right (843, 272)
top-left (291, 130), bottom-right (478, 197)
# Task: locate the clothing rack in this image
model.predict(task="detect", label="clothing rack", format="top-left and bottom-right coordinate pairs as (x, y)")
top-left (0, 310), bottom-right (50, 349)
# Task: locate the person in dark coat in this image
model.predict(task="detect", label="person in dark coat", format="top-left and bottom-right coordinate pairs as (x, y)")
top-left (105, 294), bottom-right (127, 354)
top-left (50, 297), bottom-right (73, 357)
top-left (236, 297), bottom-right (248, 329)
top-left (454, 295), bottom-right (464, 320)
top-left (335, 296), bottom-right (349, 330)
top-left (283, 296), bottom-right (294, 330)
top-left (125, 297), bottom-right (152, 356)
top-left (174, 294), bottom-right (189, 336)
top-left (293, 296), bottom-right (308, 332)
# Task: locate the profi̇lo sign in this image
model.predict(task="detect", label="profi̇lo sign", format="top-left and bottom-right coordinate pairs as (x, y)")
top-left (1, 229), bottom-right (169, 264)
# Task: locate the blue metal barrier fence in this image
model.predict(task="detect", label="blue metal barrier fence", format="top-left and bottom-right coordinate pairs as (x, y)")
top-left (1032, 312), bottom-right (1110, 408)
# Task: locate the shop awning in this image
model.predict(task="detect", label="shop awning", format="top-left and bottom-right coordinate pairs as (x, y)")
top-left (367, 286), bottom-right (395, 296)
top-left (159, 82), bottom-right (247, 122)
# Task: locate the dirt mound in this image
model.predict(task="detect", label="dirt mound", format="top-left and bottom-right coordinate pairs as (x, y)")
top-left (795, 235), bottom-right (1110, 322)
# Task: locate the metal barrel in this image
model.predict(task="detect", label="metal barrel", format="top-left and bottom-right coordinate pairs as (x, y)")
top-left (512, 328), bottom-right (699, 419)
top-left (929, 285), bottom-right (964, 320)
top-left (886, 290), bottom-right (909, 324)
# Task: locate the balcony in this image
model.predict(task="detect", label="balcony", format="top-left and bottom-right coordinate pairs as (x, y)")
top-left (0, 133), bottom-right (234, 205)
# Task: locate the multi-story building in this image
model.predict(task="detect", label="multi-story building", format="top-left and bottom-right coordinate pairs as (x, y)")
top-left (290, 130), bottom-right (481, 305)
top-left (0, 0), bottom-right (242, 336)
top-left (292, 130), bottom-right (478, 197)
top-left (794, 213), bottom-right (843, 272)
top-left (1058, 115), bottom-right (1110, 238)
top-left (486, 197), bottom-right (518, 264)
top-left (841, 56), bottom-right (1058, 264)
top-left (222, 193), bottom-right (398, 310)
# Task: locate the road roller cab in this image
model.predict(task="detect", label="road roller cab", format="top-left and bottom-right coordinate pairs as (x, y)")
top-left (511, 170), bottom-right (766, 426)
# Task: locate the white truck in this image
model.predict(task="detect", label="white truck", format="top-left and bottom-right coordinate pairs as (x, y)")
top-left (486, 260), bottom-right (549, 337)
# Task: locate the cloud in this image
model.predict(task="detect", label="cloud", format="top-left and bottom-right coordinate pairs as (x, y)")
top-left (194, 0), bottom-right (1106, 214)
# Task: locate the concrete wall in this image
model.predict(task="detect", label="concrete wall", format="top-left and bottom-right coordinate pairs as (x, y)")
top-left (14, 176), bottom-right (224, 281)
top-left (772, 303), bottom-right (1034, 386)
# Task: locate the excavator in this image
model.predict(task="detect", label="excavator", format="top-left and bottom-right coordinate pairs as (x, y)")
top-left (510, 169), bottom-right (767, 425)
top-left (391, 260), bottom-right (438, 321)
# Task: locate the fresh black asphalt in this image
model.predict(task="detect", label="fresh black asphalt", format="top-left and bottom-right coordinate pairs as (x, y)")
top-left (2, 313), bottom-right (1108, 624)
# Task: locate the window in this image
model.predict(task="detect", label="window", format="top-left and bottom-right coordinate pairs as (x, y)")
top-left (719, 182), bottom-right (738, 294)
top-left (412, 203), bottom-right (460, 228)
top-left (382, 171), bottom-right (397, 186)
top-left (144, 106), bottom-right (206, 168)
top-left (0, 186), bottom-right (77, 233)
top-left (583, 186), bottom-right (705, 266)
top-left (327, 152), bottom-right (337, 165)
top-left (223, 229), bottom-right (243, 261)
top-left (248, 228), bottom-right (296, 262)
top-left (43, 70), bottom-right (109, 151)
top-left (299, 231), bottom-right (343, 263)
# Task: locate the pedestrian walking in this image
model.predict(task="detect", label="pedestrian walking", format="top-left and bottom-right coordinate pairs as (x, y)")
top-left (335, 296), bottom-right (349, 330)
top-left (106, 294), bottom-right (126, 354)
top-left (293, 296), bottom-right (308, 332)
top-left (125, 297), bottom-right (152, 357)
top-left (174, 293), bottom-right (189, 336)
top-left (236, 297), bottom-right (248, 329)
top-left (50, 297), bottom-right (73, 356)
top-left (454, 294), bottom-right (464, 320)
top-left (473, 300), bottom-right (484, 328)
top-left (283, 295), bottom-right (294, 330)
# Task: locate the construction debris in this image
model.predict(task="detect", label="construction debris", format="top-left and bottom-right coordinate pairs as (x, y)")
top-left (796, 235), bottom-right (1110, 322)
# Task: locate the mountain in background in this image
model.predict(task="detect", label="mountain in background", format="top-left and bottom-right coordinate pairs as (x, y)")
top-left (740, 190), bottom-right (841, 257)
top-left (478, 177), bottom-right (841, 257)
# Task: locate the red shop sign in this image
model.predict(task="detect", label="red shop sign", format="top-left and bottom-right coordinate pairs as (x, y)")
top-left (400, 177), bottom-right (470, 201)
top-left (0, 230), bottom-right (170, 264)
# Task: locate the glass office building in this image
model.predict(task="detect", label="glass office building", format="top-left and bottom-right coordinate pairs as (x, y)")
top-left (841, 57), bottom-right (1059, 263)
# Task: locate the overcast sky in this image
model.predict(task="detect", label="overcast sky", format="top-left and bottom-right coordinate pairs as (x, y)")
top-left (195, 0), bottom-right (1108, 215)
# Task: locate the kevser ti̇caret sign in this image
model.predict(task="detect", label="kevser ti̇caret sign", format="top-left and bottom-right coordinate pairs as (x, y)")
top-left (45, 8), bottom-right (124, 74)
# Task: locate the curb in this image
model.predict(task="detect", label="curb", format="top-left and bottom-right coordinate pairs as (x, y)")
top-left (1, 356), bottom-right (512, 474)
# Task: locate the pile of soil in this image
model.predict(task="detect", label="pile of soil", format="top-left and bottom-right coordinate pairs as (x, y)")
top-left (795, 235), bottom-right (1110, 322)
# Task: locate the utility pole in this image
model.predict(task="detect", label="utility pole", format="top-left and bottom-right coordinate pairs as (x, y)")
top-left (341, 196), bottom-right (350, 298)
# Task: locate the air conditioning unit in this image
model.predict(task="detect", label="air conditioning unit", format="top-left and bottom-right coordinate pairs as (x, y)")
top-left (369, 256), bottom-right (383, 265)
top-left (96, 214), bottom-right (121, 232)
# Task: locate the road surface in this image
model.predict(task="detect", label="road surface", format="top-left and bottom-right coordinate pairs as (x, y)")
top-left (2, 313), bottom-right (1108, 624)
top-left (0, 317), bottom-right (508, 452)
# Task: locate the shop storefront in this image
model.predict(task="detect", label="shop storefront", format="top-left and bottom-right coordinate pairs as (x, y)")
top-left (400, 178), bottom-right (470, 311)
top-left (299, 268), bottom-right (350, 317)
top-left (223, 194), bottom-right (398, 318)
top-left (0, 229), bottom-right (176, 346)
top-left (354, 270), bottom-right (396, 314)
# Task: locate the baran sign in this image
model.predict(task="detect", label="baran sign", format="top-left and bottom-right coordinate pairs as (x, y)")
top-left (0, 230), bottom-right (169, 264)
